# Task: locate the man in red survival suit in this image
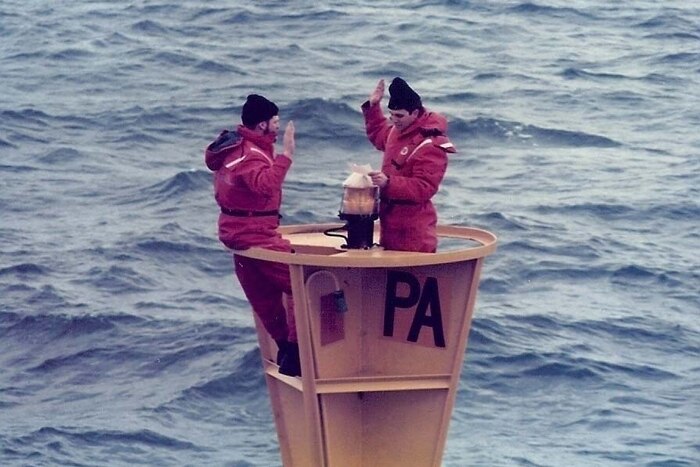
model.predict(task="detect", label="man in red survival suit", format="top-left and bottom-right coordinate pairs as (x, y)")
top-left (361, 77), bottom-right (457, 253)
top-left (205, 94), bottom-right (301, 377)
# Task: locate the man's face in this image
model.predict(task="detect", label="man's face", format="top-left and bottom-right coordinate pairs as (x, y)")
top-left (262, 115), bottom-right (281, 135)
top-left (389, 108), bottom-right (418, 131)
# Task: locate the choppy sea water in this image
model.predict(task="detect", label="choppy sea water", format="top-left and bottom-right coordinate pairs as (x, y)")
top-left (1, 1), bottom-right (698, 466)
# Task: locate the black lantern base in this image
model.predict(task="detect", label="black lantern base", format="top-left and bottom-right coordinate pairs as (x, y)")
top-left (338, 213), bottom-right (377, 249)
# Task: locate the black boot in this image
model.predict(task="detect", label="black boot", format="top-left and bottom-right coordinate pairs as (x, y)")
top-left (278, 342), bottom-right (301, 377)
top-left (274, 339), bottom-right (289, 365)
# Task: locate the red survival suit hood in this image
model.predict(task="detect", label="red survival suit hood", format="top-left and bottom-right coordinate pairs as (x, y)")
top-left (412, 109), bottom-right (450, 140)
top-left (205, 129), bottom-right (243, 171)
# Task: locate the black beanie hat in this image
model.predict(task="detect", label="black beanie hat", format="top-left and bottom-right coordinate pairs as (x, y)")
top-left (241, 94), bottom-right (279, 128)
top-left (388, 77), bottom-right (422, 112)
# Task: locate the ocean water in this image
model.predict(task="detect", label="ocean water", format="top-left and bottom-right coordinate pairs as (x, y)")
top-left (1, 0), bottom-right (698, 466)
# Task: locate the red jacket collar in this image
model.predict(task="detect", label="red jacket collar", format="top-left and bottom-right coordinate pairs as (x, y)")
top-left (236, 124), bottom-right (276, 153)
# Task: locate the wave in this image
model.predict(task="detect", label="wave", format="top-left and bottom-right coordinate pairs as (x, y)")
top-left (1, 427), bottom-right (212, 467)
top-left (132, 234), bottom-right (215, 256)
top-left (22, 426), bottom-right (200, 449)
top-left (468, 317), bottom-right (510, 348)
top-left (655, 52), bottom-right (700, 65)
top-left (24, 285), bottom-right (72, 308)
top-left (500, 237), bottom-right (601, 261)
top-left (432, 90), bottom-right (481, 106)
top-left (518, 263), bottom-right (608, 283)
top-left (583, 316), bottom-right (699, 354)
top-left (472, 352), bottom-right (604, 393)
top-left (635, 13), bottom-right (697, 31)
top-left (0, 263), bottom-right (48, 277)
top-left (120, 170), bottom-right (212, 206)
top-left (195, 59), bottom-right (244, 74)
top-left (5, 51), bottom-right (47, 62)
top-left (534, 202), bottom-right (631, 221)
top-left (187, 7), bottom-right (231, 22)
top-left (110, 101), bottom-right (626, 157)
top-left (535, 201), bottom-right (700, 223)
top-left (599, 90), bottom-right (647, 106)
top-left (562, 67), bottom-right (690, 87)
top-left (104, 105), bottom-right (196, 132)
top-left (472, 211), bottom-right (530, 231)
top-left (645, 32), bottom-right (700, 41)
top-left (508, 2), bottom-right (596, 20)
top-left (466, 315), bottom-right (687, 398)
top-left (1, 109), bottom-right (102, 156)
top-left (72, 265), bottom-right (157, 294)
top-left (1, 311), bottom-right (140, 340)
top-left (27, 345), bottom-right (139, 374)
top-left (560, 67), bottom-right (632, 81)
top-left (130, 19), bottom-right (170, 35)
top-left (0, 137), bottom-right (15, 149)
top-left (477, 277), bottom-right (511, 294)
top-left (36, 148), bottom-right (84, 165)
top-left (499, 253), bottom-right (695, 291)
top-left (220, 10), bottom-right (259, 25)
top-left (450, 117), bottom-right (620, 148)
top-left (611, 264), bottom-right (681, 285)
top-left (287, 98), bottom-right (365, 145)
top-left (69, 223), bottom-right (233, 281)
top-left (47, 48), bottom-right (95, 62)
top-left (152, 50), bottom-right (198, 68)
top-left (180, 347), bottom-right (263, 400)
top-left (0, 109), bottom-right (51, 129)
top-left (2, 310), bottom-right (255, 382)
top-left (113, 131), bottom-right (164, 145)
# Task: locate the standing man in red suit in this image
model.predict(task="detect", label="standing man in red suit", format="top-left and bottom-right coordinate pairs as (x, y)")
top-left (205, 94), bottom-right (301, 376)
top-left (361, 77), bottom-right (457, 252)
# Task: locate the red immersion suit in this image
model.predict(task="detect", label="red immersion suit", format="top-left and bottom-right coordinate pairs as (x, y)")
top-left (205, 125), bottom-right (296, 343)
top-left (362, 102), bottom-right (456, 252)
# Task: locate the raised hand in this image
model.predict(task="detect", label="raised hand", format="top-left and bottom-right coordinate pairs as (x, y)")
top-left (369, 79), bottom-right (385, 106)
top-left (283, 120), bottom-right (295, 159)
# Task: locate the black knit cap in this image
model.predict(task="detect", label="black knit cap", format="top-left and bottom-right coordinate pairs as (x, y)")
top-left (241, 94), bottom-right (279, 128)
top-left (388, 77), bottom-right (422, 112)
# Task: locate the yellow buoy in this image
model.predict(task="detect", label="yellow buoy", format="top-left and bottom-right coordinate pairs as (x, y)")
top-left (236, 223), bottom-right (497, 467)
